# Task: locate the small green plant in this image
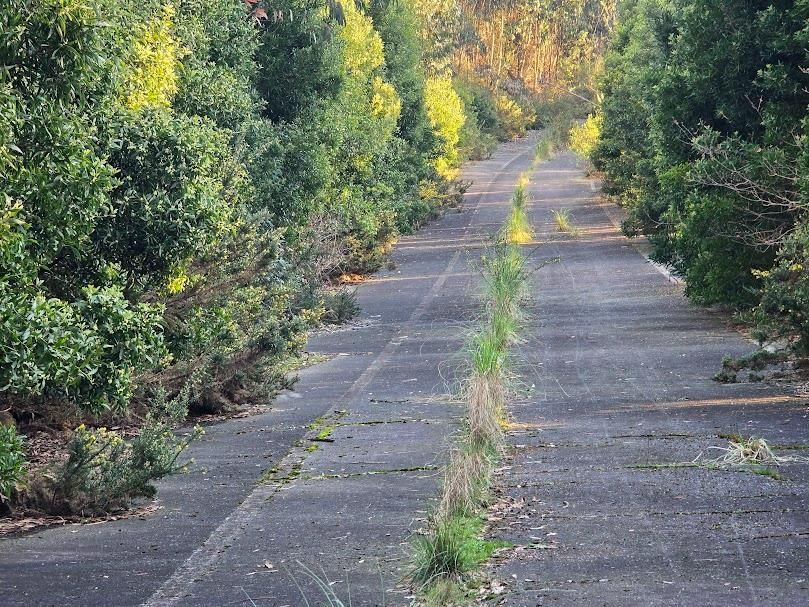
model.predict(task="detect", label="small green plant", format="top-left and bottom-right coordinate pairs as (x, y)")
top-left (533, 136), bottom-right (554, 165)
top-left (0, 424), bottom-right (26, 507)
top-left (713, 368), bottom-right (738, 384)
top-left (721, 349), bottom-right (787, 372)
top-left (321, 289), bottom-right (360, 325)
top-left (36, 419), bottom-right (202, 515)
top-left (551, 208), bottom-right (579, 236)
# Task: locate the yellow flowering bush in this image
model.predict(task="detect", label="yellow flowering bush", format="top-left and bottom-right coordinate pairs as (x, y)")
top-left (424, 76), bottom-right (465, 179)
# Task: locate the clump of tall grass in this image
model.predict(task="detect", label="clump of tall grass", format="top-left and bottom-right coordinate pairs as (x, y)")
top-left (436, 447), bottom-right (493, 520)
top-left (410, 516), bottom-right (505, 588)
top-left (466, 374), bottom-right (505, 450)
top-left (502, 184), bottom-right (534, 245)
top-left (552, 208), bottom-right (579, 236)
top-left (482, 243), bottom-right (529, 324)
top-left (465, 329), bottom-right (507, 448)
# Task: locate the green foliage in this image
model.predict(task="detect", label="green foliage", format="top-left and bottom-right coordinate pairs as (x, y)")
top-left (411, 515), bottom-right (505, 586)
top-left (425, 75), bottom-right (466, 178)
top-left (46, 420), bottom-right (202, 515)
top-left (454, 78), bottom-right (498, 160)
top-left (0, 425), bottom-right (25, 504)
top-left (482, 243), bottom-right (528, 321)
top-left (596, 0), bottom-right (809, 335)
top-left (98, 108), bottom-right (239, 288)
top-left (570, 112), bottom-right (603, 159)
top-left (755, 225), bottom-right (809, 355)
top-left (119, 4), bottom-right (184, 111)
top-left (494, 93), bottom-right (535, 140)
top-left (0, 285), bottom-right (165, 413)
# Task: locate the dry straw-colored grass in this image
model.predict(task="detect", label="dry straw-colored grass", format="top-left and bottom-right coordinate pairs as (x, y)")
top-left (704, 436), bottom-right (809, 467)
top-left (437, 448), bottom-right (492, 519)
top-left (466, 373), bottom-right (505, 449)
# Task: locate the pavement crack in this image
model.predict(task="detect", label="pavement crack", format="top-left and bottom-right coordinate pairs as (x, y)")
top-left (302, 465), bottom-right (440, 480)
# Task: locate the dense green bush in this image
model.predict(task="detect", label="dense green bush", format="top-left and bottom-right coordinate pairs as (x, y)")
top-left (595, 0), bottom-right (809, 344)
top-left (755, 224), bottom-right (809, 355)
top-left (1, 0), bottom-right (539, 516)
top-left (0, 425), bottom-right (25, 506)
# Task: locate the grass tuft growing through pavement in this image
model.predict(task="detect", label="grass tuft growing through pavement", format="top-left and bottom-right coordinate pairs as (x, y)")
top-left (703, 435), bottom-right (808, 468)
top-left (551, 208), bottom-right (580, 236)
top-left (502, 182), bottom-right (534, 245)
top-left (482, 243), bottom-right (529, 324)
top-left (411, 515), bottom-right (509, 588)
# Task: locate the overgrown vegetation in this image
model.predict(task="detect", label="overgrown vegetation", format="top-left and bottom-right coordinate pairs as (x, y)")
top-left (590, 0), bottom-right (809, 360)
top-left (0, 425), bottom-right (25, 513)
top-left (0, 0), bottom-right (610, 519)
top-left (410, 162), bottom-right (539, 603)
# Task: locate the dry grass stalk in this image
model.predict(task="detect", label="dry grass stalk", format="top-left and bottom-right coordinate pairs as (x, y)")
top-left (704, 436), bottom-right (809, 467)
top-left (466, 374), bottom-right (505, 449)
top-left (437, 448), bottom-right (491, 519)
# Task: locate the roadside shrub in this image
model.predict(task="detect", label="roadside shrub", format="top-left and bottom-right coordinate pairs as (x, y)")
top-left (424, 76), bottom-right (466, 178)
top-left (754, 224), bottom-right (809, 355)
top-left (0, 425), bottom-right (25, 506)
top-left (96, 108), bottom-right (239, 289)
top-left (38, 420), bottom-right (202, 515)
top-left (0, 286), bottom-right (164, 414)
top-left (320, 289), bottom-right (360, 325)
top-left (570, 112), bottom-right (603, 160)
top-left (494, 93), bottom-right (534, 139)
top-left (454, 78), bottom-right (499, 160)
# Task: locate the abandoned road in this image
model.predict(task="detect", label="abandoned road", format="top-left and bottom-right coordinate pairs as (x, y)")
top-left (2, 137), bottom-right (807, 606)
